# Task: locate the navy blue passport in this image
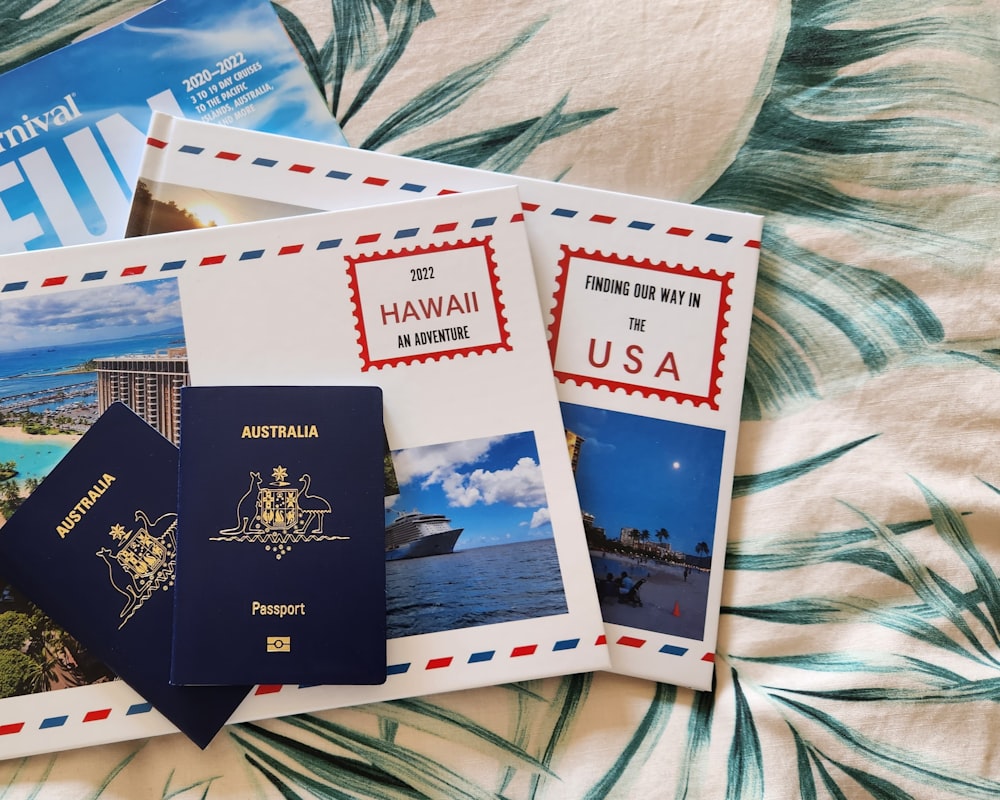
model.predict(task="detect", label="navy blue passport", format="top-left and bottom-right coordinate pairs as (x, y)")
top-left (0, 402), bottom-right (250, 748)
top-left (171, 386), bottom-right (387, 686)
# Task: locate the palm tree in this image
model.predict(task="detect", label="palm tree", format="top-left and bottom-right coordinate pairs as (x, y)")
top-left (655, 527), bottom-right (669, 545)
top-left (695, 541), bottom-right (710, 557)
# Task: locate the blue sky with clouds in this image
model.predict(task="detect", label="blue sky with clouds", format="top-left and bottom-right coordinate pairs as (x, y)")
top-left (386, 431), bottom-right (553, 550)
top-left (560, 402), bottom-right (725, 555)
top-left (0, 278), bottom-right (182, 352)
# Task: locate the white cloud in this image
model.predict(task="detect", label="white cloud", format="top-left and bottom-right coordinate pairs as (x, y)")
top-left (391, 436), bottom-right (503, 487)
top-left (441, 456), bottom-right (547, 509)
top-left (529, 507), bottom-right (551, 529)
top-left (0, 281), bottom-right (181, 349)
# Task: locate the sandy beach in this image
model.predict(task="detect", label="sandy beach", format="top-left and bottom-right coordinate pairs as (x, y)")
top-left (592, 551), bottom-right (710, 640)
top-left (0, 425), bottom-right (82, 447)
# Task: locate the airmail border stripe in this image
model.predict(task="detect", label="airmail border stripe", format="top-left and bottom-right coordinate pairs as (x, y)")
top-left (0, 214), bottom-right (520, 292)
top-left (0, 637), bottom-right (605, 738)
top-left (144, 137), bottom-right (762, 249)
top-left (0, 702), bottom-right (155, 738)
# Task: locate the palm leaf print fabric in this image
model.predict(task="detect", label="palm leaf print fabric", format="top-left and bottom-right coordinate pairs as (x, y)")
top-left (1, 0), bottom-right (998, 797)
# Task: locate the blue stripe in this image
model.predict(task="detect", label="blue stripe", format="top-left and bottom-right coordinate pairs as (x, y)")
top-left (551, 208), bottom-right (578, 218)
top-left (326, 170), bottom-right (352, 181)
top-left (658, 644), bottom-right (689, 656)
top-left (553, 638), bottom-right (580, 651)
top-left (239, 250), bottom-right (265, 261)
top-left (82, 271), bottom-right (107, 282)
top-left (179, 145), bottom-right (204, 154)
top-left (400, 182), bottom-right (426, 193)
top-left (395, 228), bottom-right (419, 239)
top-left (628, 220), bottom-right (655, 230)
top-left (468, 650), bottom-right (495, 663)
top-left (252, 157), bottom-right (278, 167)
top-left (1, 282), bottom-right (27, 292)
top-left (472, 216), bottom-right (497, 228)
top-left (317, 239), bottom-right (342, 250)
top-left (387, 662), bottom-right (410, 675)
top-left (160, 260), bottom-right (185, 271)
top-left (39, 716), bottom-right (68, 729)
top-left (126, 702), bottom-right (153, 716)
top-left (706, 233), bottom-right (732, 243)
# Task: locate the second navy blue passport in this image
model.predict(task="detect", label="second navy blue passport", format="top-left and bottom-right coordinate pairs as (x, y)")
top-left (171, 386), bottom-right (387, 686)
top-left (0, 402), bottom-right (250, 748)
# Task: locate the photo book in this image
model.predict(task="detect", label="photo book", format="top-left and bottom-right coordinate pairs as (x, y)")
top-left (172, 386), bottom-right (387, 687)
top-left (0, 185), bottom-right (608, 757)
top-left (0, 0), bottom-right (343, 255)
top-left (0, 402), bottom-right (250, 752)
top-left (129, 113), bottom-right (763, 690)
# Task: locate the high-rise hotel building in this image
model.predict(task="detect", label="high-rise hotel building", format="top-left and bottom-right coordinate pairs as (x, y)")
top-left (94, 348), bottom-right (189, 444)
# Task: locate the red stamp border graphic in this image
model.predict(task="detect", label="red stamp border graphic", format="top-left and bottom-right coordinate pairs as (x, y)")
top-left (548, 245), bottom-right (734, 409)
top-left (347, 237), bottom-right (510, 370)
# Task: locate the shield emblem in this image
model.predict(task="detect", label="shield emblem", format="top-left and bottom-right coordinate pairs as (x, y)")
top-left (117, 529), bottom-right (166, 579)
top-left (259, 487), bottom-right (300, 531)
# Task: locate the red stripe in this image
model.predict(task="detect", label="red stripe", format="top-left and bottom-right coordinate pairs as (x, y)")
top-left (278, 244), bottom-right (304, 255)
top-left (147, 137), bottom-right (168, 149)
top-left (510, 212), bottom-right (525, 223)
top-left (199, 255), bottom-right (226, 266)
top-left (215, 151), bottom-right (240, 161)
top-left (356, 233), bottom-right (381, 244)
top-left (616, 636), bottom-right (647, 649)
top-left (595, 634), bottom-right (607, 646)
top-left (667, 227), bottom-right (693, 237)
top-left (363, 176), bottom-right (388, 186)
top-left (426, 657), bottom-right (453, 670)
top-left (590, 214), bottom-right (616, 224)
top-left (433, 222), bottom-right (458, 233)
top-left (701, 652), bottom-right (715, 662)
top-left (121, 265), bottom-right (147, 277)
top-left (437, 189), bottom-right (459, 195)
top-left (42, 276), bottom-right (67, 287)
top-left (521, 202), bottom-right (540, 212)
top-left (745, 239), bottom-right (761, 249)
top-left (511, 644), bottom-right (538, 657)
top-left (83, 709), bottom-right (111, 723)
top-left (255, 685), bottom-right (282, 695)
top-left (289, 164), bottom-right (314, 174)
top-left (0, 722), bottom-right (24, 735)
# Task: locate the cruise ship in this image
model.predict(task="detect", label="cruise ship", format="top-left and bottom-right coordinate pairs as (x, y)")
top-left (385, 510), bottom-right (463, 561)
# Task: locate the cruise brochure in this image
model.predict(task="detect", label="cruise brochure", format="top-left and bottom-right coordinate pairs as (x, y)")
top-left (173, 385), bottom-right (387, 686)
top-left (0, 402), bottom-right (251, 751)
top-left (129, 113), bottom-right (763, 690)
top-left (0, 0), bottom-right (344, 254)
top-left (0, 185), bottom-right (608, 757)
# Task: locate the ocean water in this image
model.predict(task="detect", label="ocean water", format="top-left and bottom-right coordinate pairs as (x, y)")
top-left (0, 328), bottom-right (184, 484)
top-left (0, 438), bottom-right (73, 482)
top-left (386, 538), bottom-right (568, 638)
top-left (0, 328), bottom-right (185, 406)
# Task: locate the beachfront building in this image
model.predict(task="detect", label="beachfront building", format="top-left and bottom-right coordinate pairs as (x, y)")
top-left (95, 348), bottom-right (189, 444)
top-left (620, 527), bottom-right (672, 557)
top-left (565, 429), bottom-right (585, 474)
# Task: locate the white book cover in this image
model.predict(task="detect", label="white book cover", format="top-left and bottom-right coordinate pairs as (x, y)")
top-left (128, 113), bottom-right (763, 690)
top-left (0, 186), bottom-right (608, 758)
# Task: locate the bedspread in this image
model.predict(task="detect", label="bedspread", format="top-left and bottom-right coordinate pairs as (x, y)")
top-left (1, 0), bottom-right (999, 797)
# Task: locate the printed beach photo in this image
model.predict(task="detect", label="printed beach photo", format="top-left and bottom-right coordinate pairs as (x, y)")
top-left (126, 178), bottom-right (318, 237)
top-left (561, 402), bottom-right (726, 641)
top-left (384, 431), bottom-right (567, 639)
top-left (0, 277), bottom-right (186, 696)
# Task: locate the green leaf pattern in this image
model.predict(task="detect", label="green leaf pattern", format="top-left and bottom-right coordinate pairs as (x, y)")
top-left (1, 0), bottom-right (999, 797)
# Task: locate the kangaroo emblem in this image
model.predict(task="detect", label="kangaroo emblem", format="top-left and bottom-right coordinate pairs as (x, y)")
top-left (97, 510), bottom-right (176, 628)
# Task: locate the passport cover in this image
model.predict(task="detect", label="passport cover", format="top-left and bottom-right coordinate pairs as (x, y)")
top-left (0, 402), bottom-right (250, 748)
top-left (171, 385), bottom-right (387, 686)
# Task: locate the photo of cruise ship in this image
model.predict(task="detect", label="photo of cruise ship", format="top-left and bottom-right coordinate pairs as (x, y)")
top-left (385, 510), bottom-right (464, 561)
